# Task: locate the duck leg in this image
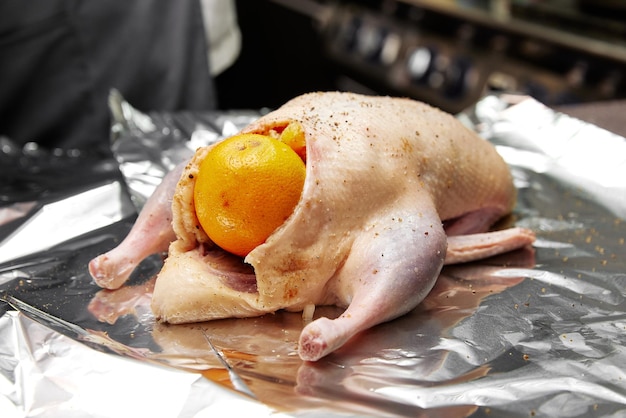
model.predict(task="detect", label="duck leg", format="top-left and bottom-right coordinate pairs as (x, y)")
top-left (88, 163), bottom-right (184, 289)
top-left (298, 199), bottom-right (536, 361)
top-left (299, 196), bottom-right (447, 361)
top-left (445, 227), bottom-right (535, 265)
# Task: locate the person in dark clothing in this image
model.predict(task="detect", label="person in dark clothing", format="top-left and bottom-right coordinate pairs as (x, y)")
top-left (0, 0), bottom-right (218, 154)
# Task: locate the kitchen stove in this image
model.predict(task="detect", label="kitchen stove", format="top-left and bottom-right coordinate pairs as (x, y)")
top-left (269, 0), bottom-right (626, 113)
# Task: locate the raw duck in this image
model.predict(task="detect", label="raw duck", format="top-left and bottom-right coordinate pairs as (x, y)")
top-left (89, 92), bottom-right (535, 361)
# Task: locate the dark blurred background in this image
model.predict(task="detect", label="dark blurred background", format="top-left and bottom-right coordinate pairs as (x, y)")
top-left (2, 0), bottom-right (626, 153)
top-left (217, 0), bottom-right (626, 114)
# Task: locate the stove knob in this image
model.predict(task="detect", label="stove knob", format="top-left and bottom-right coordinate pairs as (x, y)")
top-left (356, 23), bottom-right (385, 60)
top-left (444, 56), bottom-right (472, 98)
top-left (407, 46), bottom-right (435, 82)
top-left (379, 32), bottom-right (402, 66)
top-left (336, 15), bottom-right (362, 52)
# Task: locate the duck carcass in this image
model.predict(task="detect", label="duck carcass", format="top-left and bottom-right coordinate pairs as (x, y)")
top-left (89, 92), bottom-right (535, 361)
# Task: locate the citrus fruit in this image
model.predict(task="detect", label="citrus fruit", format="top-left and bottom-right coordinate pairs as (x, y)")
top-left (193, 133), bottom-right (306, 257)
top-left (278, 121), bottom-right (307, 161)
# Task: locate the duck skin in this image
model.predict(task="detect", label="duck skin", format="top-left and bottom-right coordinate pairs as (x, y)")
top-left (89, 92), bottom-right (535, 361)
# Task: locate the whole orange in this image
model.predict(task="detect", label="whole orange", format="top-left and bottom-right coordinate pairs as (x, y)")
top-left (193, 133), bottom-right (306, 257)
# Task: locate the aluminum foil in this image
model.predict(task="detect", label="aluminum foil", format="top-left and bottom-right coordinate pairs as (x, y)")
top-left (1, 93), bottom-right (625, 417)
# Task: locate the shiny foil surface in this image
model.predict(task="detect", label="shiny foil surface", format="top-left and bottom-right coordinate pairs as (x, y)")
top-left (1, 93), bottom-right (625, 417)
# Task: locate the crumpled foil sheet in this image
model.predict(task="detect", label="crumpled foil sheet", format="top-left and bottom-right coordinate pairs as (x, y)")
top-left (1, 92), bottom-right (625, 417)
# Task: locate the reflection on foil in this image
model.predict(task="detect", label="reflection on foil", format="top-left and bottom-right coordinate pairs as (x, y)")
top-left (0, 311), bottom-right (278, 418)
top-left (1, 93), bottom-right (626, 417)
top-left (0, 182), bottom-right (135, 264)
top-left (78, 248), bottom-right (533, 417)
top-left (200, 328), bottom-right (258, 399)
top-left (473, 95), bottom-right (626, 218)
top-left (0, 201), bottom-right (36, 226)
